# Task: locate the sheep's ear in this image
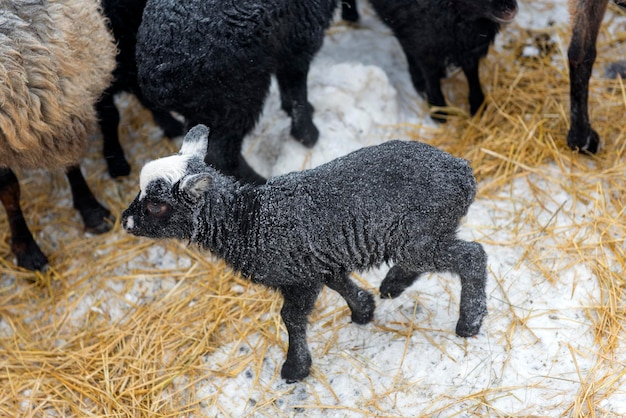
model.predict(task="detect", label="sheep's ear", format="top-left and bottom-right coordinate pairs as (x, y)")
top-left (179, 173), bottom-right (213, 202)
top-left (180, 124), bottom-right (210, 158)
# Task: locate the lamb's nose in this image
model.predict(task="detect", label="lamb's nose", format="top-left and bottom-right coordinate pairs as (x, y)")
top-left (123, 215), bottom-right (135, 231)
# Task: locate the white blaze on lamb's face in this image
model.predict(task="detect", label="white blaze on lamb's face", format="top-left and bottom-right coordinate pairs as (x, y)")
top-left (139, 154), bottom-right (190, 199)
top-left (138, 125), bottom-right (208, 199)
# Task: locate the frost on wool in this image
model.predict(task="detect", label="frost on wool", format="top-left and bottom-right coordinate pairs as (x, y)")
top-left (0, 0), bottom-right (117, 270)
top-left (122, 124), bottom-right (488, 382)
top-left (135, 0), bottom-right (340, 184)
top-left (369, 0), bottom-right (518, 122)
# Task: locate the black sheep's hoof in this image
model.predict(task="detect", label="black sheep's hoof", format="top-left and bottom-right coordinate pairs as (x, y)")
top-left (15, 241), bottom-right (50, 272)
top-left (83, 209), bottom-right (115, 234)
top-left (341, 8), bottom-right (359, 23)
top-left (567, 126), bottom-right (600, 154)
top-left (290, 102), bottom-right (319, 148)
top-left (291, 122), bottom-right (319, 148)
top-left (280, 356), bottom-right (311, 383)
top-left (431, 109), bottom-right (448, 124)
top-left (470, 100), bottom-right (486, 118)
top-left (106, 156), bottom-right (131, 178)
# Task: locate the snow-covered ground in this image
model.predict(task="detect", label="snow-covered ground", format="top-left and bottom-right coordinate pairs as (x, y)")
top-left (2, 1), bottom-right (625, 416)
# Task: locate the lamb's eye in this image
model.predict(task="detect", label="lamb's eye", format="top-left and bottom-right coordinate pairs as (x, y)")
top-left (145, 201), bottom-right (169, 217)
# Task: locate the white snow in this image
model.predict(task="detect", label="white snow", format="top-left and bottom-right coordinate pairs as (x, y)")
top-left (2, 1), bottom-right (625, 416)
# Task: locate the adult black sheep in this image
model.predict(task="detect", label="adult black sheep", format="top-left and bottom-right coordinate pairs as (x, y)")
top-left (135, 0), bottom-right (339, 184)
top-left (370, 0), bottom-right (517, 122)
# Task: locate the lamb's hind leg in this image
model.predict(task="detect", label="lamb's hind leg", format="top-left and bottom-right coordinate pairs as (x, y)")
top-left (325, 272), bottom-right (375, 324)
top-left (443, 240), bottom-right (488, 337)
top-left (381, 239), bottom-right (487, 337)
top-left (279, 282), bottom-right (323, 382)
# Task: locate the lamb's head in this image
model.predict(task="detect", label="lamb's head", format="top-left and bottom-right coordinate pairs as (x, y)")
top-left (453, 0), bottom-right (518, 23)
top-left (122, 124), bottom-right (218, 240)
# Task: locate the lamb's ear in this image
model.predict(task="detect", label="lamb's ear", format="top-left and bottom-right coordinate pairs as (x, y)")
top-left (180, 124), bottom-right (210, 158)
top-left (179, 172), bottom-right (213, 203)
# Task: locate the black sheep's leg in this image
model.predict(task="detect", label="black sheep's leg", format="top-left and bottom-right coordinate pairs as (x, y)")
top-left (150, 109), bottom-right (185, 139)
top-left (421, 62), bottom-right (448, 123)
top-left (279, 283), bottom-right (323, 382)
top-left (97, 89), bottom-right (131, 178)
top-left (0, 168), bottom-right (49, 271)
top-left (276, 63), bottom-right (319, 148)
top-left (566, 0), bottom-right (609, 153)
top-left (135, 92), bottom-right (185, 139)
top-left (462, 60), bottom-right (485, 116)
top-left (404, 52), bottom-right (427, 95)
top-left (66, 165), bottom-right (114, 234)
top-left (205, 134), bottom-right (266, 185)
top-left (341, 0), bottom-right (359, 22)
top-left (325, 272), bottom-right (375, 324)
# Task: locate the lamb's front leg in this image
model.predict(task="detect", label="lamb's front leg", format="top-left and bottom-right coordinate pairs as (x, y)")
top-left (279, 283), bottom-right (322, 382)
top-left (325, 272), bottom-right (375, 324)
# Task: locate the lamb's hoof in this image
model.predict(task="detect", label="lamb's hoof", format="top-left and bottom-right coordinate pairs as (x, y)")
top-left (379, 266), bottom-right (415, 299)
top-left (106, 156), bottom-right (131, 178)
top-left (455, 321), bottom-right (481, 338)
top-left (455, 309), bottom-right (486, 338)
top-left (83, 209), bottom-right (115, 234)
top-left (15, 241), bottom-right (49, 272)
top-left (351, 290), bottom-right (375, 324)
top-left (567, 126), bottom-right (600, 154)
top-left (280, 356), bottom-right (311, 383)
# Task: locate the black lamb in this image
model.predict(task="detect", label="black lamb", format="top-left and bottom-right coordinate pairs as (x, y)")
top-left (370, 0), bottom-right (518, 122)
top-left (135, 0), bottom-right (339, 184)
top-left (122, 125), bottom-right (488, 382)
top-left (98, 0), bottom-right (184, 178)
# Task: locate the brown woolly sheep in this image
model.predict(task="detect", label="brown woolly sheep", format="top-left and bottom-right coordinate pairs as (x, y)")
top-left (0, 0), bottom-right (117, 271)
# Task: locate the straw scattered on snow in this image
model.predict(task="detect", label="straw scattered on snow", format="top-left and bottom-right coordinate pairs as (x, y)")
top-left (1, 7), bottom-right (625, 416)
